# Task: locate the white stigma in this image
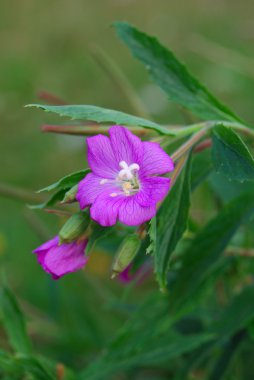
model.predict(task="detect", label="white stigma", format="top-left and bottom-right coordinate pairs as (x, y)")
top-left (118, 161), bottom-right (140, 180)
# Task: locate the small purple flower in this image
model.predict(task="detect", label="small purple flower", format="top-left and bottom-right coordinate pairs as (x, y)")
top-left (118, 263), bottom-right (152, 284)
top-left (77, 126), bottom-right (174, 226)
top-left (33, 236), bottom-right (88, 279)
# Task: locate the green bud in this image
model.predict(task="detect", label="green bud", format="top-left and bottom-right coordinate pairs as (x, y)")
top-left (62, 184), bottom-right (78, 204)
top-left (112, 234), bottom-right (141, 278)
top-left (59, 212), bottom-right (90, 244)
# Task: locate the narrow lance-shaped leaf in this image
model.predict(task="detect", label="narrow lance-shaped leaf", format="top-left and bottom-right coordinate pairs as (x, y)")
top-left (114, 22), bottom-right (242, 123)
top-left (29, 188), bottom-right (67, 210)
top-left (0, 351), bottom-right (61, 380)
top-left (175, 286), bottom-right (254, 380)
top-left (212, 124), bottom-right (254, 182)
top-left (208, 330), bottom-right (246, 380)
top-left (29, 170), bottom-right (90, 209)
top-left (207, 285), bottom-right (254, 380)
top-left (26, 104), bottom-right (175, 136)
top-left (212, 285), bottom-right (254, 339)
top-left (38, 169), bottom-right (89, 192)
top-left (16, 356), bottom-right (56, 380)
top-left (154, 154), bottom-right (191, 289)
top-left (171, 191), bottom-right (254, 310)
top-left (0, 287), bottom-right (32, 354)
top-left (146, 217), bottom-right (156, 256)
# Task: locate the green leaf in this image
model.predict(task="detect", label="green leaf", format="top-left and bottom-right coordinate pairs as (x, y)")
top-left (38, 169), bottom-right (89, 192)
top-left (213, 286), bottom-right (254, 340)
top-left (146, 217), bottom-right (156, 255)
top-left (207, 286), bottom-right (254, 380)
top-left (17, 356), bottom-right (56, 380)
top-left (29, 188), bottom-right (66, 210)
top-left (0, 352), bottom-right (57, 380)
top-left (208, 330), bottom-right (246, 380)
top-left (154, 155), bottom-right (191, 289)
top-left (80, 333), bottom-right (213, 380)
top-left (114, 22), bottom-right (241, 122)
top-left (0, 287), bottom-right (32, 354)
top-left (26, 104), bottom-right (175, 136)
top-left (171, 191), bottom-right (254, 310)
top-left (212, 125), bottom-right (254, 182)
top-left (175, 287), bottom-right (252, 380)
top-left (0, 350), bottom-right (22, 376)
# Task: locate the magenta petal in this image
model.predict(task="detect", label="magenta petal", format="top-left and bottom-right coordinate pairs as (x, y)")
top-left (118, 264), bottom-right (132, 283)
top-left (77, 173), bottom-right (116, 209)
top-left (33, 236), bottom-right (59, 253)
top-left (109, 126), bottom-right (143, 166)
top-left (44, 240), bottom-right (88, 279)
top-left (135, 177), bottom-right (171, 207)
top-left (33, 237), bottom-right (88, 279)
top-left (90, 190), bottom-right (156, 227)
top-left (118, 197), bottom-right (156, 226)
top-left (140, 141), bottom-right (174, 176)
top-left (90, 189), bottom-right (125, 227)
top-left (87, 134), bottom-right (119, 178)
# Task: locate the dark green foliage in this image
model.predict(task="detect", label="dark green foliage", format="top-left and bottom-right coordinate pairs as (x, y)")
top-left (114, 22), bottom-right (241, 122)
top-left (212, 124), bottom-right (254, 182)
top-left (154, 155), bottom-right (191, 289)
top-left (0, 287), bottom-right (32, 355)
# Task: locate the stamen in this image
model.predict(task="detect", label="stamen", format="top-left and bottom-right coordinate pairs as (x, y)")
top-left (129, 163), bottom-right (140, 171)
top-left (110, 192), bottom-right (118, 197)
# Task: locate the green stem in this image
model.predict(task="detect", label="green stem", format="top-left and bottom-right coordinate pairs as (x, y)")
top-left (172, 120), bottom-right (254, 138)
top-left (170, 120), bottom-right (254, 161)
top-left (171, 128), bottom-right (208, 162)
top-left (0, 183), bottom-right (44, 203)
top-left (91, 45), bottom-right (150, 119)
top-left (170, 155), bottom-right (188, 187)
top-left (24, 209), bottom-right (51, 240)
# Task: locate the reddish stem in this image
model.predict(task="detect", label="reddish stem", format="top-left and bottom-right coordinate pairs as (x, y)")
top-left (37, 90), bottom-right (67, 105)
top-left (194, 138), bottom-right (212, 153)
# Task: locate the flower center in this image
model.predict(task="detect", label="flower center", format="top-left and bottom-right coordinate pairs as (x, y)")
top-left (100, 161), bottom-right (140, 197)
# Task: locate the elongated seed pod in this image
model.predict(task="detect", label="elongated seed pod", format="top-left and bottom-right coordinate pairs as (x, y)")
top-left (112, 234), bottom-right (141, 278)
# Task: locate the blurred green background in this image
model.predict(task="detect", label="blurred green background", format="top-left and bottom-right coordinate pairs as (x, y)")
top-left (1, 0), bottom-right (254, 373)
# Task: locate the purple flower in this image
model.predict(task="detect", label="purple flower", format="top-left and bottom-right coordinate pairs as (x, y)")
top-left (118, 263), bottom-right (152, 284)
top-left (77, 126), bottom-right (174, 226)
top-left (33, 236), bottom-right (88, 279)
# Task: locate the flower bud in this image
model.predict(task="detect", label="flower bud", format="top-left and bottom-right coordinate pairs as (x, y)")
top-left (61, 184), bottom-right (78, 204)
top-left (59, 212), bottom-right (90, 244)
top-left (112, 234), bottom-right (141, 278)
